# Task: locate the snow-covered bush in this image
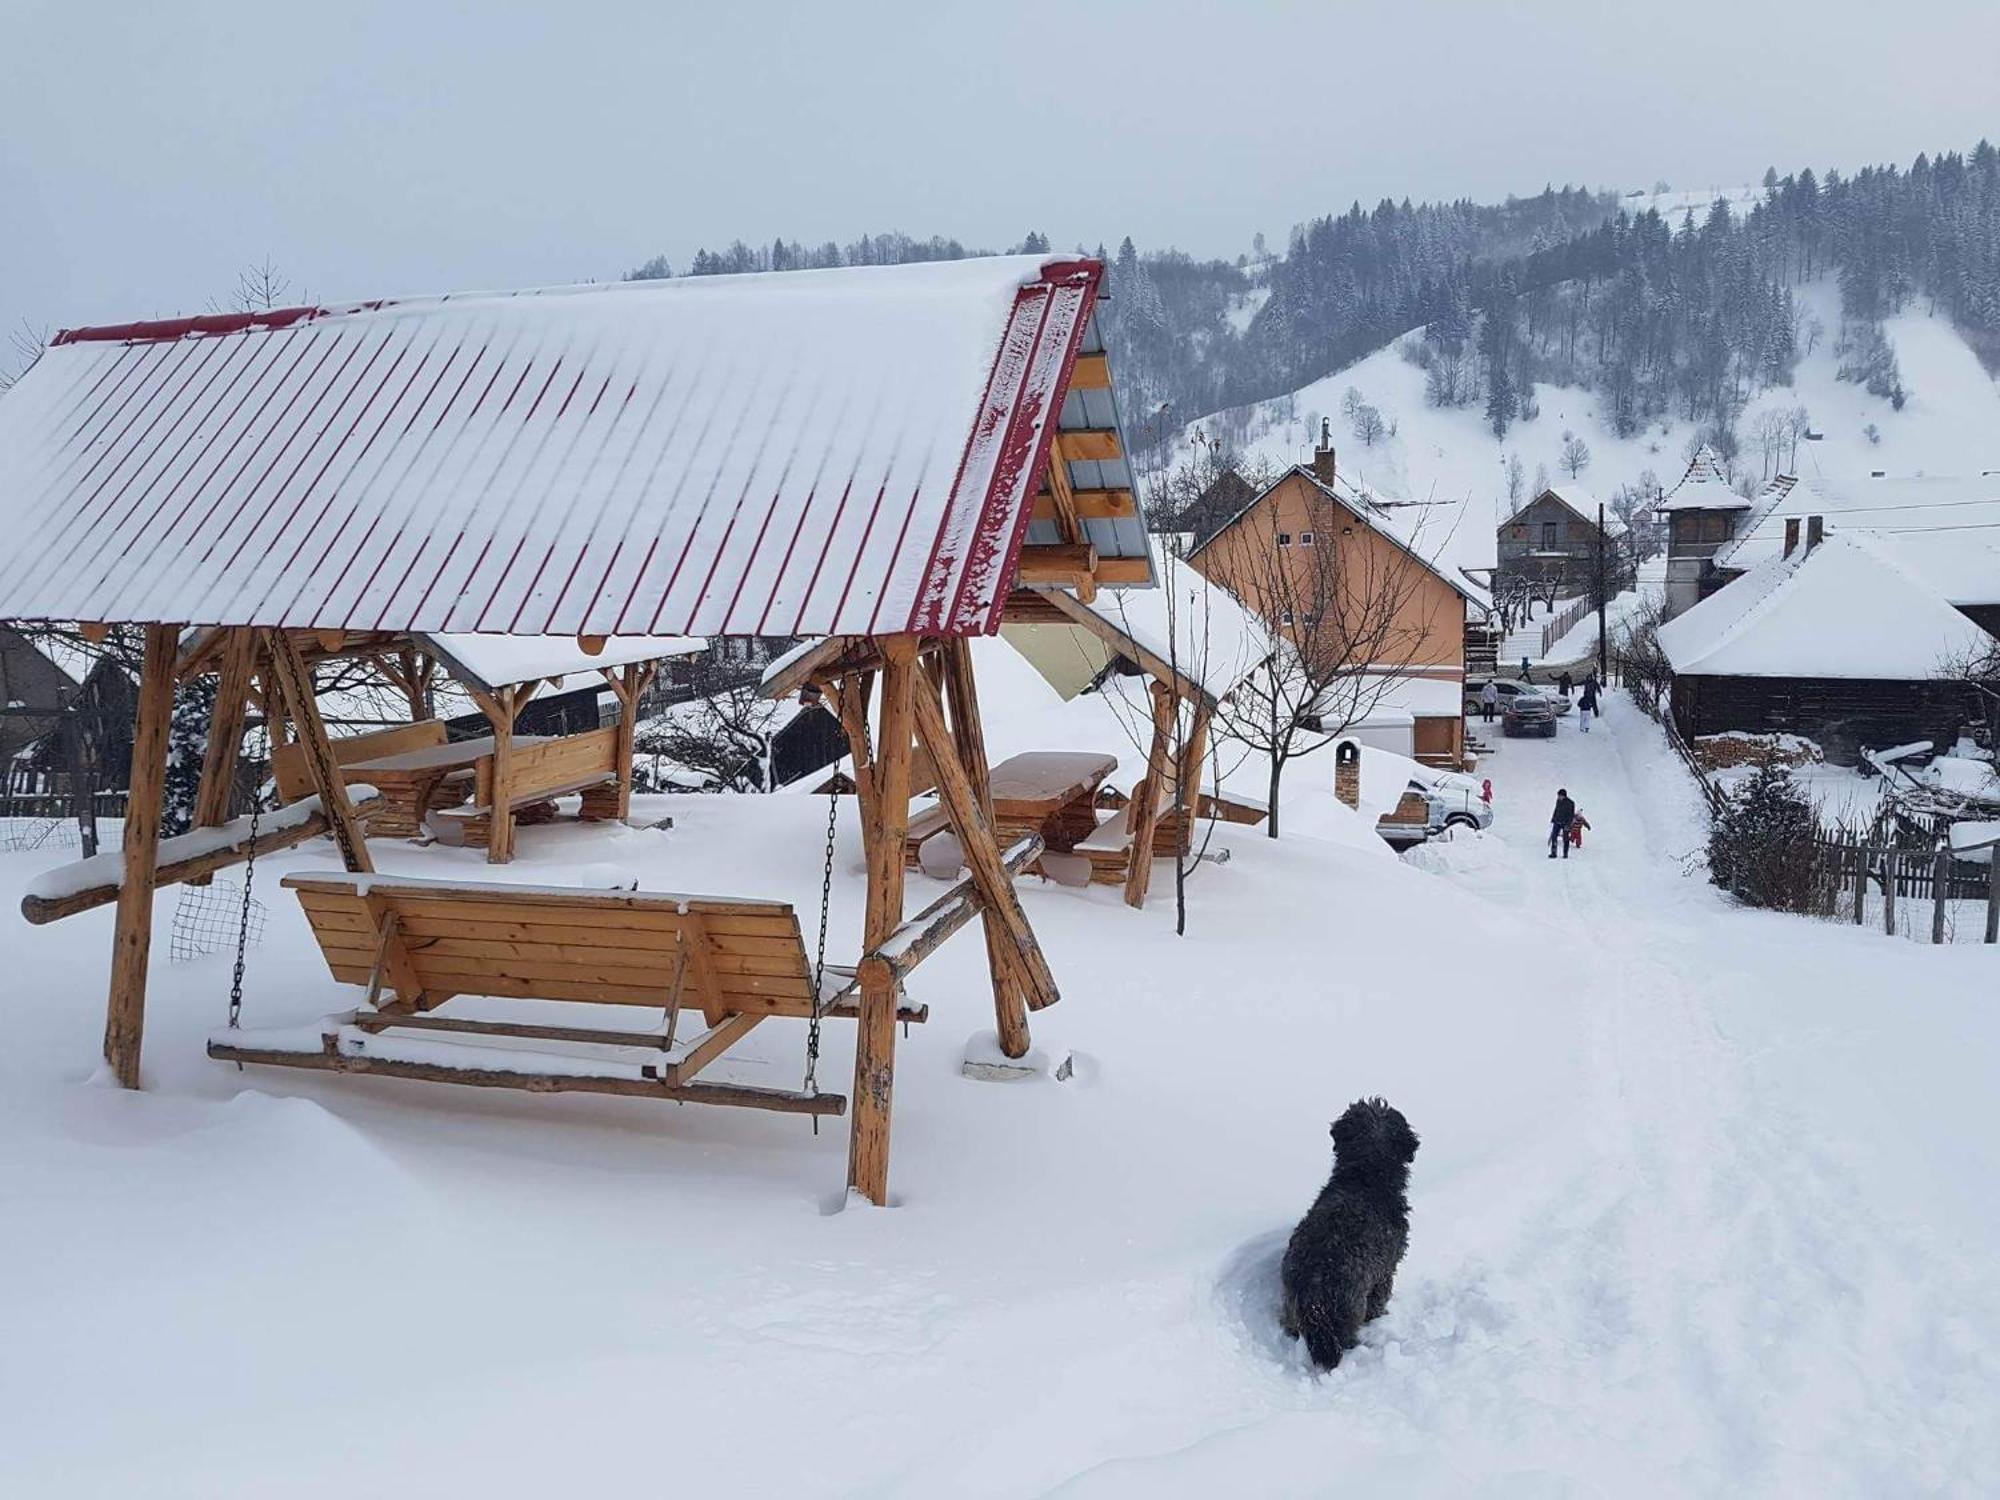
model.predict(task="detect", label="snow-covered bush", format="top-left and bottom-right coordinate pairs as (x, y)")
top-left (1706, 760), bottom-right (1820, 911)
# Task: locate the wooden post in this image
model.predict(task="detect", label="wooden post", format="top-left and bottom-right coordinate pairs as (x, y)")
top-left (1123, 681), bottom-right (1178, 909)
top-left (908, 670), bottom-right (1060, 1010)
top-left (1853, 843), bottom-right (1867, 925)
top-left (1932, 847), bottom-right (1950, 945)
top-left (849, 636), bottom-right (916, 1206)
top-left (1883, 849), bottom-right (1898, 938)
top-left (473, 685), bottom-right (519, 865)
top-left (941, 637), bottom-right (1030, 1059)
top-left (102, 623), bottom-right (180, 1088)
top-left (264, 631), bottom-right (373, 874)
top-left (192, 627), bottom-right (259, 833)
top-left (1986, 853), bottom-right (1999, 945)
top-left (608, 663), bottom-right (644, 819)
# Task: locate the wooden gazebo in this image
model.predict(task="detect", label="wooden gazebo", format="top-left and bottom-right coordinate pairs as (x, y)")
top-left (0, 254), bottom-right (1151, 1203)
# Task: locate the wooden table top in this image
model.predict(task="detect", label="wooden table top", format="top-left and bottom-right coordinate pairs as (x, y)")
top-left (986, 751), bottom-right (1118, 817)
top-left (345, 734), bottom-right (552, 777)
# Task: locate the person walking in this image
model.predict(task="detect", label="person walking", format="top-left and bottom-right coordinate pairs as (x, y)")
top-left (1519, 655), bottom-right (1533, 682)
top-left (1568, 807), bottom-right (1592, 851)
top-left (1480, 680), bottom-right (1499, 722)
top-left (1558, 669), bottom-right (1574, 698)
top-left (1548, 788), bottom-right (1575, 859)
top-left (1577, 674), bottom-right (1600, 734)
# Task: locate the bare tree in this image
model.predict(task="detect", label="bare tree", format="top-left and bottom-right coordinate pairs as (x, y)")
top-left (1505, 454), bottom-right (1525, 508)
top-left (217, 257), bottom-right (298, 314)
top-left (1, 319), bottom-right (49, 393)
top-left (1212, 499), bottom-right (1450, 838)
top-left (1353, 404), bottom-right (1386, 447)
top-left (1614, 596), bottom-right (1675, 711)
top-left (636, 682), bottom-right (790, 792)
top-left (1937, 638), bottom-right (2000, 750)
top-left (1559, 430), bottom-right (1592, 479)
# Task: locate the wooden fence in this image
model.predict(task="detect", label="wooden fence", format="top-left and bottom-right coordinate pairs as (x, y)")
top-left (1620, 670), bottom-right (1726, 817)
top-left (1540, 595), bottom-right (1595, 659)
top-left (1808, 828), bottom-right (2000, 944)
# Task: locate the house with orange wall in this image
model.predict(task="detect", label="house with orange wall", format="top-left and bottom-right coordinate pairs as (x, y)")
top-left (1183, 443), bottom-right (1483, 767)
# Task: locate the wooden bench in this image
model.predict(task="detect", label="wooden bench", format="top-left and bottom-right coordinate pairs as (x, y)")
top-left (206, 845), bottom-right (1041, 1116)
top-left (426, 726), bottom-right (624, 848)
top-left (273, 720), bottom-right (448, 803)
top-left (209, 871), bottom-right (920, 1113)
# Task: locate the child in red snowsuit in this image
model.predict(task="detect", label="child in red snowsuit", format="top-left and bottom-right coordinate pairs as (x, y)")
top-left (1568, 811), bottom-right (1592, 850)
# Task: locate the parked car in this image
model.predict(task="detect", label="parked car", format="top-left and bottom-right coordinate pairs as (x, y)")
top-left (1377, 775), bottom-right (1495, 849)
top-left (1466, 677), bottom-right (1572, 715)
top-left (1502, 693), bottom-right (1560, 738)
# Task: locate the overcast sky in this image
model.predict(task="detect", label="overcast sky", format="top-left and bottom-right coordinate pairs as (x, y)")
top-left (4, 0), bottom-right (1997, 347)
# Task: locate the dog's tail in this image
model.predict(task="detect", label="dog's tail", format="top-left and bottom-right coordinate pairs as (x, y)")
top-left (1282, 1273), bottom-right (1358, 1369)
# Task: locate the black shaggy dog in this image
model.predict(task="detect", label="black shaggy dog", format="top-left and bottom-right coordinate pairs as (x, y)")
top-left (1280, 1098), bottom-right (1420, 1369)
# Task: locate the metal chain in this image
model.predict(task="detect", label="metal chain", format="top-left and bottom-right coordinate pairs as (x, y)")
top-left (801, 779), bottom-right (839, 1118)
top-left (227, 776), bottom-right (263, 1035)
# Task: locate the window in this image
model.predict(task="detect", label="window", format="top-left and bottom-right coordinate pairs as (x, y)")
top-left (1303, 610), bottom-right (1322, 626)
top-left (1276, 532), bottom-right (1293, 548)
top-left (1541, 521), bottom-right (1559, 549)
top-left (1299, 531), bottom-right (1316, 546)
top-left (1279, 610), bottom-right (1295, 626)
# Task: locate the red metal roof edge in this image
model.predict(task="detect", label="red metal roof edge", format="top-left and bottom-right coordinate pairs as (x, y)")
top-left (49, 302), bottom-right (392, 347)
top-left (905, 259), bottom-right (1103, 636)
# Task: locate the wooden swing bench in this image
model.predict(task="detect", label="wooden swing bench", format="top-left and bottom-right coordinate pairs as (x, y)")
top-left (206, 838), bottom-right (1040, 1114)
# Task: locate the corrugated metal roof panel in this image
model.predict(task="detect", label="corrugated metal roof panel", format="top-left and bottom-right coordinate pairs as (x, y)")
top-left (0, 256), bottom-right (1138, 637)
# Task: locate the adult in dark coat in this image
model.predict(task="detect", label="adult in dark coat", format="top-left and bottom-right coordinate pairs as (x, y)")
top-left (1558, 670), bottom-right (1573, 697)
top-left (1548, 788), bottom-right (1576, 859)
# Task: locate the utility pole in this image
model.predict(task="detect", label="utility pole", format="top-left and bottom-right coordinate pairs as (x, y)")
top-left (1596, 502), bottom-right (1610, 683)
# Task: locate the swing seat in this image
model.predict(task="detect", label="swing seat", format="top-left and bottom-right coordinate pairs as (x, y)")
top-left (206, 870), bottom-right (916, 1114)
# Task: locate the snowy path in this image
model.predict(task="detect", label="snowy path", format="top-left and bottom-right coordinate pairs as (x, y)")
top-left (3, 698), bottom-right (1997, 1497)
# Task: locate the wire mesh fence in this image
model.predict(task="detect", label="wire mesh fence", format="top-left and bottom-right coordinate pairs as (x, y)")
top-left (169, 876), bottom-right (267, 965)
top-left (0, 816), bottom-right (124, 854)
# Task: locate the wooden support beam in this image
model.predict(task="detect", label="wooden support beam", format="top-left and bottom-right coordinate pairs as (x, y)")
top-left (761, 635), bottom-right (856, 701)
top-left (1016, 543), bottom-right (1098, 586)
top-left (607, 662), bottom-right (643, 819)
top-left (1123, 681), bottom-right (1178, 909)
top-left (666, 1010), bottom-right (763, 1086)
top-left (1032, 487), bottom-right (1137, 524)
top-left (102, 623), bottom-right (180, 1089)
top-left (849, 636), bottom-right (916, 1206)
top-left (1068, 351), bottom-right (1111, 388)
top-left (942, 637), bottom-right (1031, 1058)
top-left (22, 804), bottom-right (347, 925)
top-left (1060, 428), bottom-right (1122, 462)
top-left (264, 630), bottom-right (373, 874)
top-left (908, 668), bottom-right (1060, 1011)
top-left (192, 628), bottom-right (259, 832)
top-left (469, 684), bottom-right (521, 865)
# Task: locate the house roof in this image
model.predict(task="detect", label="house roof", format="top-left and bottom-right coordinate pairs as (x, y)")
top-left (1657, 529), bottom-right (1992, 679)
top-left (0, 255), bottom-right (1138, 639)
top-left (1512, 485), bottom-right (1627, 538)
top-left (1716, 474), bottom-right (2000, 607)
top-left (1655, 444), bottom-right (1751, 512)
top-left (1185, 463), bottom-right (1486, 608)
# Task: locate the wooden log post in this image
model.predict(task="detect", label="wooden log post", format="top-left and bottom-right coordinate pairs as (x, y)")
top-left (1986, 852), bottom-right (1999, 945)
top-left (193, 627), bottom-right (259, 830)
top-left (1932, 847), bottom-right (1950, 945)
top-left (849, 637), bottom-right (917, 1206)
top-left (473, 685), bottom-right (520, 865)
top-left (264, 631), bottom-right (373, 875)
top-left (102, 623), bottom-right (181, 1089)
top-left (1123, 681), bottom-right (1178, 909)
top-left (1883, 850), bottom-right (1898, 938)
top-left (941, 638), bottom-right (1031, 1059)
top-left (603, 662), bottom-right (647, 819)
top-left (908, 669), bottom-right (1060, 1011)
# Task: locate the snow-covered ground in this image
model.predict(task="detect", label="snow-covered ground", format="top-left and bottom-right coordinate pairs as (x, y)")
top-left (4, 698), bottom-right (1998, 1496)
top-left (1189, 278), bottom-right (2000, 511)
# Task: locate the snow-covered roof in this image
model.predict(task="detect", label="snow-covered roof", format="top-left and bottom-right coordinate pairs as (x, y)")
top-left (1340, 673), bottom-right (1466, 720)
top-left (1717, 474), bottom-right (2000, 607)
top-left (1657, 529), bottom-right (1992, 679)
top-left (423, 633), bottom-right (703, 691)
top-left (1655, 444), bottom-right (1751, 512)
top-left (0, 255), bottom-right (1138, 639)
top-left (1524, 485), bottom-right (1627, 538)
top-left (1001, 545), bottom-right (1274, 705)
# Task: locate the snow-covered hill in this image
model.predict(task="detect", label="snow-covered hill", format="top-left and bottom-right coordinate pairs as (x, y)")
top-left (1184, 279), bottom-right (2000, 517)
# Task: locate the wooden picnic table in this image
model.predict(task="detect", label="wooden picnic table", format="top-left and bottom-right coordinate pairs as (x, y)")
top-left (907, 750), bottom-right (1116, 864)
top-left (343, 734), bottom-right (551, 839)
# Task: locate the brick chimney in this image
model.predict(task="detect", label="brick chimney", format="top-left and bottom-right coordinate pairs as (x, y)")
top-left (1313, 417), bottom-right (1338, 489)
top-left (1806, 515), bottom-right (1824, 553)
top-left (1334, 740), bottom-right (1361, 809)
top-left (1783, 517), bottom-right (1800, 556)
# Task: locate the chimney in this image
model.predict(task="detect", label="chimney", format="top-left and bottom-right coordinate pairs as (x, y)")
top-left (1783, 517), bottom-right (1800, 556)
top-left (1334, 740), bottom-right (1361, 809)
top-left (1806, 515), bottom-right (1824, 553)
top-left (1313, 417), bottom-right (1338, 489)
